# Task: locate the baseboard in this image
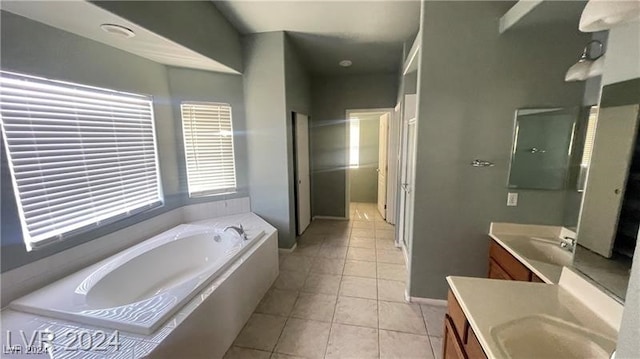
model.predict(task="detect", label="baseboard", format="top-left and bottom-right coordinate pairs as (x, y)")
top-left (312, 216), bottom-right (348, 220)
top-left (407, 295), bottom-right (447, 306)
top-left (278, 242), bottom-right (297, 253)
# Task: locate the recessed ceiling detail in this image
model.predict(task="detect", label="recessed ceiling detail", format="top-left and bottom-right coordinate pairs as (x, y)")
top-left (2, 1), bottom-right (239, 74)
top-left (214, 1), bottom-right (420, 75)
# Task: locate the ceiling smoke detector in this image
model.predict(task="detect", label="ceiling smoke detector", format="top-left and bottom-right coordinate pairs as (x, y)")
top-left (339, 60), bottom-right (353, 67)
top-left (100, 24), bottom-right (135, 38)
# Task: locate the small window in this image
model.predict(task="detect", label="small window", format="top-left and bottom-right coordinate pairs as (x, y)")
top-left (181, 102), bottom-right (237, 197)
top-left (349, 117), bottom-right (360, 168)
top-left (0, 71), bottom-right (163, 251)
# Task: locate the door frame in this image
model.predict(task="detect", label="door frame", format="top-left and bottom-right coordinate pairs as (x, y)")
top-left (345, 108), bottom-right (394, 220)
top-left (292, 112), bottom-right (311, 235)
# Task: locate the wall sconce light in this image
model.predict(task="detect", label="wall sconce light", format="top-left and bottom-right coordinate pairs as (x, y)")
top-left (565, 40), bottom-right (605, 82)
top-left (579, 0), bottom-right (640, 32)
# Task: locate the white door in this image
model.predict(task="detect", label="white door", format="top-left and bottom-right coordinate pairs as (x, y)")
top-left (295, 113), bottom-right (311, 235)
top-left (398, 94), bottom-right (417, 252)
top-left (402, 119), bottom-right (417, 251)
top-left (378, 113), bottom-right (389, 218)
top-left (578, 105), bottom-right (640, 257)
top-left (386, 104), bottom-right (401, 225)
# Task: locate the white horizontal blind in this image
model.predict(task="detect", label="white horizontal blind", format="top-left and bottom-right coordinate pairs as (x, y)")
top-left (0, 71), bottom-right (163, 251)
top-left (181, 102), bottom-right (237, 196)
top-left (581, 106), bottom-right (599, 167)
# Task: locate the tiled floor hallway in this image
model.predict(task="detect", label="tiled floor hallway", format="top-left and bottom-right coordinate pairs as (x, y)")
top-left (224, 202), bottom-right (446, 359)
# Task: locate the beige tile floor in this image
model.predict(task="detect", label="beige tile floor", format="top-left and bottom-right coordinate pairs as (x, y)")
top-left (226, 203), bottom-right (447, 359)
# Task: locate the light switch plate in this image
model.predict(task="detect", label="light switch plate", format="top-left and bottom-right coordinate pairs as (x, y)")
top-left (507, 192), bottom-right (518, 206)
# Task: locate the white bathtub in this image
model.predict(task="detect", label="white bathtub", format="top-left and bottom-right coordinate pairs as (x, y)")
top-left (10, 218), bottom-right (265, 335)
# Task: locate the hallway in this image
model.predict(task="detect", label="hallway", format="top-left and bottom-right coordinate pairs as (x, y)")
top-left (225, 203), bottom-right (446, 358)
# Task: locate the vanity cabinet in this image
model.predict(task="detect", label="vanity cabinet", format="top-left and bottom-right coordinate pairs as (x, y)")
top-left (443, 291), bottom-right (488, 359)
top-left (488, 239), bottom-right (531, 281)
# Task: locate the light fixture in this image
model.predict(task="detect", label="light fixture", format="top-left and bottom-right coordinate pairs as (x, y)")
top-left (100, 24), bottom-right (135, 38)
top-left (579, 0), bottom-right (640, 32)
top-left (339, 60), bottom-right (353, 67)
top-left (565, 40), bottom-right (604, 82)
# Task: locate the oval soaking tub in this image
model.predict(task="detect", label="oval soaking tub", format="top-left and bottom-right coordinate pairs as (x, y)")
top-left (10, 221), bottom-right (265, 335)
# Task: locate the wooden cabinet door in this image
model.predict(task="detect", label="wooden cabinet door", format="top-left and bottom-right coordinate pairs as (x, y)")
top-left (488, 259), bottom-right (512, 280)
top-left (465, 325), bottom-right (488, 359)
top-left (489, 240), bottom-right (531, 281)
top-left (444, 316), bottom-right (467, 359)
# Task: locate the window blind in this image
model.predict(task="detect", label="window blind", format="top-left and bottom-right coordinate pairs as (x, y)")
top-left (0, 71), bottom-right (163, 251)
top-left (181, 102), bottom-right (237, 196)
top-left (581, 106), bottom-right (599, 167)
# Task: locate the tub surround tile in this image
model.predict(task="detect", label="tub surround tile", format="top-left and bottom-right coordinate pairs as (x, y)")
top-left (256, 289), bottom-right (299, 317)
top-left (343, 260), bottom-right (377, 278)
top-left (290, 293), bottom-right (337, 322)
top-left (325, 323), bottom-right (379, 359)
top-left (377, 263), bottom-right (406, 281)
top-left (339, 276), bottom-right (378, 299)
top-left (378, 301), bottom-right (427, 335)
top-left (275, 318), bottom-right (331, 358)
top-left (421, 304), bottom-right (447, 337)
top-left (379, 330), bottom-right (433, 359)
top-left (224, 346), bottom-right (271, 359)
top-left (233, 314), bottom-right (287, 351)
top-left (347, 247), bottom-right (377, 262)
top-left (377, 279), bottom-right (406, 303)
top-left (334, 296), bottom-right (378, 328)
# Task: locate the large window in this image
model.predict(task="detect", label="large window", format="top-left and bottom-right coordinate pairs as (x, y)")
top-left (181, 102), bottom-right (237, 197)
top-left (0, 71), bottom-right (163, 251)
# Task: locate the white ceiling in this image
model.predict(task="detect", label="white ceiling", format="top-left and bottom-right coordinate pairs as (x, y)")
top-left (214, 0), bottom-right (421, 75)
top-left (2, 0), bottom-right (239, 74)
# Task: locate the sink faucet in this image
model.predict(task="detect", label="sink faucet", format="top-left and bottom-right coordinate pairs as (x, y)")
top-left (223, 224), bottom-right (248, 240)
top-left (560, 236), bottom-right (576, 252)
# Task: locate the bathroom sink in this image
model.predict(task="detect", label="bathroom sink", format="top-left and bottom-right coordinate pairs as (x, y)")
top-left (507, 237), bottom-right (573, 266)
top-left (491, 314), bottom-right (615, 359)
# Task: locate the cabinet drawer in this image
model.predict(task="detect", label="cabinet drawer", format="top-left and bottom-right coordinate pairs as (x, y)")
top-left (465, 325), bottom-right (487, 359)
top-left (488, 258), bottom-right (512, 280)
top-left (447, 290), bottom-right (467, 341)
top-left (489, 240), bottom-right (531, 281)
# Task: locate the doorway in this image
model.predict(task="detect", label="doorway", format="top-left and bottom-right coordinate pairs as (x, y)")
top-left (345, 108), bottom-right (396, 223)
top-left (293, 112), bottom-right (311, 235)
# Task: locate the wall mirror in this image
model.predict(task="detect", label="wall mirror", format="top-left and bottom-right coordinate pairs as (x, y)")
top-left (508, 108), bottom-right (579, 190)
top-left (574, 79), bottom-right (640, 302)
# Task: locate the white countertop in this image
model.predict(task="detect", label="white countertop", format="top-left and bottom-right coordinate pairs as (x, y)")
top-left (446, 275), bottom-right (618, 359)
top-left (489, 222), bottom-right (575, 283)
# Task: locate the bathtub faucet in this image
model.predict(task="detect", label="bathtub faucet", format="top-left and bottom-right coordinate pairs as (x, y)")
top-left (223, 225), bottom-right (248, 240)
